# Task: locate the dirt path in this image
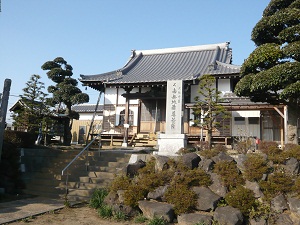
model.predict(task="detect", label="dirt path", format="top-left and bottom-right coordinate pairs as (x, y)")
top-left (8, 203), bottom-right (134, 225)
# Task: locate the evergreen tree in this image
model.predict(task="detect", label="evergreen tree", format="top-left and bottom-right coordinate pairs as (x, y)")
top-left (193, 75), bottom-right (230, 149)
top-left (12, 74), bottom-right (48, 133)
top-left (234, 0), bottom-right (300, 144)
top-left (41, 57), bottom-right (89, 145)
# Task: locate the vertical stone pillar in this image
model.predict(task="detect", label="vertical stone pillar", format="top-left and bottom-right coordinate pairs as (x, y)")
top-left (0, 79), bottom-right (11, 162)
top-left (158, 80), bottom-right (186, 155)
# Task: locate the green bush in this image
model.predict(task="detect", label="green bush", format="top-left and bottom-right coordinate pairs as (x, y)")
top-left (147, 216), bottom-right (168, 225)
top-left (199, 149), bottom-right (221, 159)
top-left (244, 154), bottom-right (269, 181)
top-left (97, 204), bottom-right (113, 218)
top-left (213, 161), bottom-right (244, 190)
top-left (4, 130), bottom-right (36, 148)
top-left (177, 147), bottom-right (197, 155)
top-left (165, 183), bottom-right (197, 214)
top-left (282, 145), bottom-right (300, 161)
top-left (260, 171), bottom-right (294, 200)
top-left (124, 183), bottom-right (148, 207)
top-left (171, 168), bottom-right (212, 187)
top-left (258, 141), bottom-right (278, 152)
top-left (265, 146), bottom-right (285, 164)
top-left (235, 140), bottom-right (252, 154)
top-left (89, 188), bottom-right (109, 209)
top-left (113, 210), bottom-right (128, 221)
top-left (138, 157), bottom-right (156, 174)
top-left (137, 169), bottom-right (173, 191)
top-left (110, 175), bottom-right (131, 192)
top-left (134, 213), bottom-right (148, 223)
top-left (225, 185), bottom-right (257, 216)
top-left (293, 177), bottom-right (300, 197)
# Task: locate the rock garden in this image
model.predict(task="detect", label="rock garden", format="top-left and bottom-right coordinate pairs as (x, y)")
top-left (89, 142), bottom-right (300, 225)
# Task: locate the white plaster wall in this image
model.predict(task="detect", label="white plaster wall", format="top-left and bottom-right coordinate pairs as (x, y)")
top-left (130, 88), bottom-right (139, 104)
top-left (118, 89), bottom-right (126, 104)
top-left (115, 106), bottom-right (125, 125)
top-left (115, 106), bottom-right (138, 126)
top-left (190, 83), bottom-right (217, 102)
top-left (105, 88), bottom-right (117, 104)
top-left (232, 111), bottom-right (260, 117)
top-left (218, 79), bottom-right (231, 97)
top-left (232, 110), bottom-right (260, 137)
top-left (79, 114), bottom-right (103, 121)
top-left (190, 85), bottom-right (199, 102)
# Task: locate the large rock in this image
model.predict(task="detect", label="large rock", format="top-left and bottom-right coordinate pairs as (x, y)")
top-left (245, 180), bottom-right (264, 199)
top-left (153, 155), bottom-right (170, 172)
top-left (147, 185), bottom-right (169, 201)
top-left (214, 206), bottom-right (243, 225)
top-left (208, 172), bottom-right (227, 197)
top-left (181, 152), bottom-right (201, 169)
top-left (211, 151), bottom-right (234, 163)
top-left (177, 213), bottom-right (213, 225)
top-left (233, 154), bottom-right (247, 172)
top-left (271, 194), bottom-right (288, 213)
top-left (287, 196), bottom-right (300, 217)
top-left (249, 217), bottom-right (267, 225)
top-left (125, 159), bottom-right (146, 177)
top-left (138, 200), bottom-right (175, 223)
top-left (275, 213), bottom-right (294, 225)
top-left (104, 191), bottom-right (119, 205)
top-left (284, 157), bottom-right (300, 175)
top-left (192, 186), bottom-right (221, 211)
top-left (199, 158), bottom-right (214, 172)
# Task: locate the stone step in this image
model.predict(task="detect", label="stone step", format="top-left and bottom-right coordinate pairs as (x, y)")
top-left (20, 148), bottom-right (133, 201)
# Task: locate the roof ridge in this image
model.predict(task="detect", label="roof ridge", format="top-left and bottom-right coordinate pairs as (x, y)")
top-left (135, 42), bottom-right (230, 55)
top-left (216, 60), bottom-right (241, 69)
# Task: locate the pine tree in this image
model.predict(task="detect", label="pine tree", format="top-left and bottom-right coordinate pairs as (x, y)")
top-left (41, 57), bottom-right (89, 145)
top-left (12, 74), bottom-right (48, 133)
top-left (234, 0), bottom-right (300, 144)
top-left (193, 75), bottom-right (230, 149)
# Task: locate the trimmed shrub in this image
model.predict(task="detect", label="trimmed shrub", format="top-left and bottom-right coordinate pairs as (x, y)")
top-left (265, 146), bottom-right (285, 164)
top-left (124, 183), bottom-right (148, 207)
top-left (110, 175), bottom-right (131, 192)
top-left (293, 177), bottom-right (300, 197)
top-left (258, 141), bottom-right (278, 152)
top-left (4, 130), bottom-right (36, 148)
top-left (213, 161), bottom-right (244, 190)
top-left (199, 149), bottom-right (221, 159)
top-left (282, 145), bottom-right (300, 161)
top-left (225, 185), bottom-right (257, 216)
top-left (260, 171), bottom-right (294, 200)
top-left (244, 154), bottom-right (269, 181)
top-left (165, 183), bottom-right (197, 214)
top-left (171, 168), bottom-right (212, 187)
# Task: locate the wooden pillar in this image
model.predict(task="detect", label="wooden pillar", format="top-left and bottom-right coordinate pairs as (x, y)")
top-left (122, 87), bottom-right (132, 147)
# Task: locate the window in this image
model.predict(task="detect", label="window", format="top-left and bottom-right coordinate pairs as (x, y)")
top-left (248, 117), bottom-right (259, 124)
top-left (119, 109), bottom-right (134, 126)
top-left (234, 117), bottom-right (245, 125)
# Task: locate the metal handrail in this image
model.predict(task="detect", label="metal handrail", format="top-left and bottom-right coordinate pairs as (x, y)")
top-left (61, 133), bottom-right (101, 176)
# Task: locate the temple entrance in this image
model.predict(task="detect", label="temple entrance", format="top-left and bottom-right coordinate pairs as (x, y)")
top-left (140, 100), bottom-right (166, 133)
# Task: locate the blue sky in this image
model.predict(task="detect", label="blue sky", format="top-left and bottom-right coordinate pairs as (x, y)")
top-left (0, 0), bottom-right (270, 124)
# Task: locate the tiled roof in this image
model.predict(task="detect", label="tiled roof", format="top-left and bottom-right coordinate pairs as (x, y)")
top-left (80, 42), bottom-right (240, 85)
top-left (72, 104), bottom-right (103, 113)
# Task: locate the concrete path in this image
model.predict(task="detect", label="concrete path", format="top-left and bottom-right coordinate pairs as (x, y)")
top-left (0, 197), bottom-right (64, 224)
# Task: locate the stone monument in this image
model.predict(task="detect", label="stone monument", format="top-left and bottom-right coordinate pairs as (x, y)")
top-left (157, 80), bottom-right (187, 155)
